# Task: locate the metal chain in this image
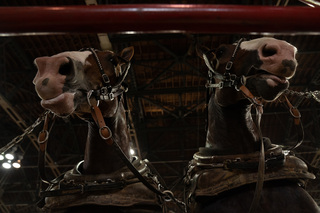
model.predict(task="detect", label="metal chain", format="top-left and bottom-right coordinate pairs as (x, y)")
top-left (284, 89), bottom-right (320, 103)
top-left (0, 110), bottom-right (50, 154)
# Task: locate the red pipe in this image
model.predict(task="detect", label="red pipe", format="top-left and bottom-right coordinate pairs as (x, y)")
top-left (0, 5), bottom-right (320, 34)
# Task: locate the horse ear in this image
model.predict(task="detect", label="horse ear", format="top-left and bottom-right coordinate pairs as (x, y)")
top-left (196, 45), bottom-right (211, 59)
top-left (196, 45), bottom-right (218, 72)
top-left (119, 46), bottom-right (134, 62)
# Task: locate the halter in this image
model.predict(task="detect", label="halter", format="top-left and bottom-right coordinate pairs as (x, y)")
top-left (204, 38), bottom-right (247, 91)
top-left (80, 48), bottom-right (130, 102)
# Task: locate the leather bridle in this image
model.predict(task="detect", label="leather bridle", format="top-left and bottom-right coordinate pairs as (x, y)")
top-left (82, 48), bottom-right (130, 102)
top-left (203, 39), bottom-right (264, 213)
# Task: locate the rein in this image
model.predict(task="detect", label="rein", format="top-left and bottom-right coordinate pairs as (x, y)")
top-left (202, 38), bottom-right (304, 213)
top-left (88, 97), bottom-right (187, 212)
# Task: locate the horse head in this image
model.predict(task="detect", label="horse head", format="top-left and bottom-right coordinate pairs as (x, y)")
top-left (33, 47), bottom-right (134, 119)
top-left (197, 37), bottom-right (298, 106)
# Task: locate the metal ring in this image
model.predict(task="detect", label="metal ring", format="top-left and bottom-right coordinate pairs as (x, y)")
top-left (289, 107), bottom-right (301, 119)
top-left (99, 126), bottom-right (112, 140)
top-left (87, 90), bottom-right (100, 107)
top-left (163, 190), bottom-right (174, 202)
top-left (225, 61), bottom-right (233, 70)
top-left (38, 130), bottom-right (49, 144)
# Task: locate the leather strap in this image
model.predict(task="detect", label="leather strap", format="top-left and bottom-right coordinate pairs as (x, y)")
top-left (248, 104), bottom-right (265, 213)
top-left (281, 95), bottom-right (304, 150)
top-left (40, 180), bottom-right (127, 197)
top-left (37, 112), bottom-right (56, 184)
top-left (238, 84), bottom-right (265, 213)
top-left (89, 101), bottom-right (187, 212)
top-left (238, 85), bottom-right (263, 113)
top-left (90, 102), bottom-right (165, 196)
top-left (90, 104), bottom-right (113, 145)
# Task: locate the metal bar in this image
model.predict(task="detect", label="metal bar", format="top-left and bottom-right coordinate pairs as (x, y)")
top-left (0, 199), bottom-right (10, 213)
top-left (0, 5), bottom-right (320, 34)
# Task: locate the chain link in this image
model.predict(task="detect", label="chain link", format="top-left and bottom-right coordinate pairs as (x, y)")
top-left (0, 110), bottom-right (50, 154)
top-left (284, 89), bottom-right (320, 103)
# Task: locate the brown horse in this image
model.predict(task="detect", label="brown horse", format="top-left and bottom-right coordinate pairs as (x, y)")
top-left (185, 38), bottom-right (320, 213)
top-left (33, 47), bottom-right (164, 212)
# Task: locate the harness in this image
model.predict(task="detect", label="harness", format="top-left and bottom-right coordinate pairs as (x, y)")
top-left (83, 48), bottom-right (130, 102)
top-left (192, 39), bottom-right (306, 213)
top-left (36, 48), bottom-right (187, 212)
top-left (0, 44), bottom-right (315, 212)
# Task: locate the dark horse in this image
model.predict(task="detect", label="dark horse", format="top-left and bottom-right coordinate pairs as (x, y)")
top-left (185, 38), bottom-right (320, 213)
top-left (33, 47), bottom-right (164, 212)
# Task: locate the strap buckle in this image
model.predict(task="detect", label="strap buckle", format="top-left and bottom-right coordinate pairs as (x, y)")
top-left (102, 74), bottom-right (110, 84)
top-left (99, 87), bottom-right (115, 101)
top-left (99, 126), bottom-right (112, 141)
top-left (108, 92), bottom-right (115, 101)
top-left (225, 61), bottom-right (233, 70)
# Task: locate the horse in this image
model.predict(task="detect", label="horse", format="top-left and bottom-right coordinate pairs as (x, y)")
top-left (32, 47), bottom-right (166, 212)
top-left (185, 37), bottom-right (320, 213)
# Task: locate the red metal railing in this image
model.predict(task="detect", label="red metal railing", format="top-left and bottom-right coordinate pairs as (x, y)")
top-left (0, 5), bottom-right (319, 34)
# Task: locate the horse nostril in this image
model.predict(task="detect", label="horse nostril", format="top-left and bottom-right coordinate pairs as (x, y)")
top-left (59, 58), bottom-right (72, 76)
top-left (42, 78), bottom-right (49, 86)
top-left (262, 44), bottom-right (278, 57)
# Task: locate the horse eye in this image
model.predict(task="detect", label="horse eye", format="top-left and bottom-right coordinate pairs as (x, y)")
top-left (109, 57), bottom-right (118, 66)
top-left (216, 47), bottom-right (225, 59)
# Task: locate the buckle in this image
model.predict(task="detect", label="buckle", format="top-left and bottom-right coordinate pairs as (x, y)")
top-left (225, 61), bottom-right (233, 70)
top-left (108, 93), bottom-right (115, 101)
top-left (100, 87), bottom-right (108, 96)
top-left (205, 81), bottom-right (224, 89)
top-left (98, 86), bottom-right (115, 101)
top-left (102, 74), bottom-right (110, 84)
top-left (99, 126), bottom-right (112, 141)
